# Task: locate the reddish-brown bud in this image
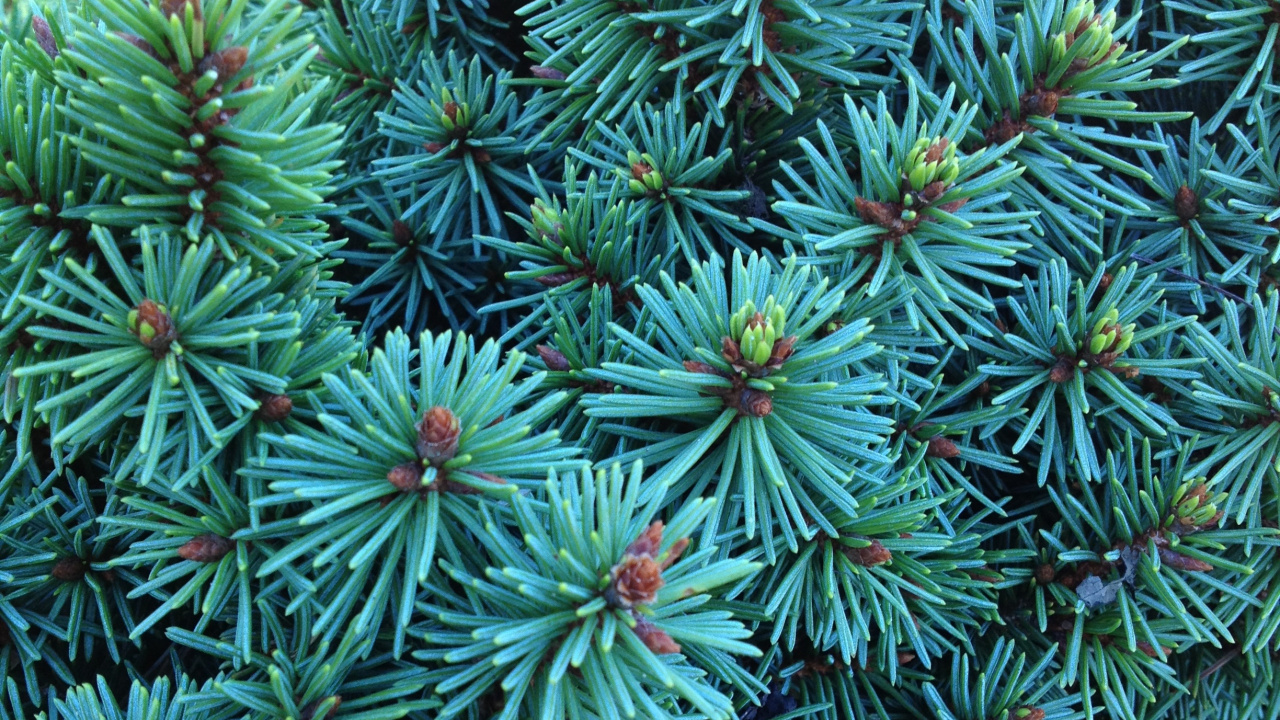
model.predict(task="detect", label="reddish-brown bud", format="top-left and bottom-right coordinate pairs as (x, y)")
top-left (630, 162), bottom-right (653, 180)
top-left (114, 32), bottom-right (157, 56)
top-left (1174, 185), bottom-right (1199, 222)
top-left (199, 46), bottom-right (248, 80)
top-left (1158, 548), bottom-right (1213, 572)
top-left (854, 197), bottom-right (899, 228)
top-left (626, 520), bottom-right (665, 558)
top-left (177, 534), bottom-right (234, 563)
top-left (300, 697), bottom-right (343, 720)
top-left (1049, 357), bottom-right (1075, 384)
top-left (844, 539), bottom-right (891, 567)
top-left (256, 394), bottom-right (293, 422)
top-left (31, 16), bottom-right (59, 58)
top-left (926, 436), bottom-right (960, 459)
top-left (130, 299), bottom-right (177, 357)
top-left (537, 344), bottom-right (572, 372)
top-left (740, 388), bottom-right (773, 418)
top-left (633, 614), bottom-right (681, 654)
top-left (923, 137), bottom-right (950, 164)
top-left (607, 522), bottom-right (687, 609)
top-left (1020, 89), bottom-right (1059, 118)
top-left (392, 220), bottom-right (413, 245)
top-left (1015, 708), bottom-right (1046, 720)
top-left (683, 360), bottom-right (723, 376)
top-left (530, 65), bottom-right (567, 80)
top-left (896, 651), bottom-right (917, 665)
top-left (416, 406), bottom-right (461, 465)
top-left (387, 462), bottom-right (423, 492)
top-left (1035, 563), bottom-right (1057, 584)
top-left (162, 0), bottom-right (202, 20)
top-left (424, 141), bottom-right (445, 153)
top-left (1135, 641), bottom-right (1167, 659)
top-left (608, 554), bottom-right (664, 608)
top-left (51, 556), bottom-right (87, 582)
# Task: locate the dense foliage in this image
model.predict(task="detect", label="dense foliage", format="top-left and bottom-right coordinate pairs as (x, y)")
top-left (1, 0), bottom-right (1279, 717)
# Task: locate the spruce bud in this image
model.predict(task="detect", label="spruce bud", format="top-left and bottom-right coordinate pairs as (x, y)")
top-left (177, 534), bottom-right (234, 563)
top-left (51, 556), bottom-right (87, 582)
top-left (416, 406), bottom-right (461, 465)
top-left (128, 299), bottom-right (178, 357)
top-left (256, 393), bottom-right (293, 422)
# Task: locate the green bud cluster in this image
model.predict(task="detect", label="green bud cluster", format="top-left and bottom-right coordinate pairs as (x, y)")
top-left (433, 89), bottom-right (471, 133)
top-left (1085, 308), bottom-right (1134, 355)
top-left (729, 297), bottom-right (787, 367)
top-left (1168, 480), bottom-right (1227, 530)
top-left (902, 136), bottom-right (959, 194)
top-left (530, 197), bottom-right (564, 245)
top-left (619, 150), bottom-right (664, 194)
top-left (1051, 1), bottom-right (1122, 72)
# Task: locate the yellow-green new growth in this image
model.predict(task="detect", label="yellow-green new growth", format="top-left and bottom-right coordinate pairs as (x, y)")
top-left (1051, 0), bottom-right (1123, 73)
top-left (1168, 480), bottom-right (1227, 531)
top-left (620, 150), bottom-right (664, 194)
top-left (530, 197), bottom-right (563, 244)
top-left (902, 136), bottom-right (959, 194)
top-left (1085, 308), bottom-right (1134, 355)
top-left (730, 297), bottom-right (786, 367)
top-left (433, 88), bottom-right (471, 132)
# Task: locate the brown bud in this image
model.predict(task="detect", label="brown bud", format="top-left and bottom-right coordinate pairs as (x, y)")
top-left (926, 436), bottom-right (960, 459)
top-left (683, 360), bottom-right (723, 376)
top-left (1158, 548), bottom-right (1213, 572)
top-left (917, 179), bottom-right (951, 204)
top-left (630, 162), bottom-right (653, 180)
top-left (923, 138), bottom-right (950, 164)
top-left (607, 522), bottom-right (688, 609)
top-left (199, 46), bottom-right (248, 80)
top-left (1015, 708), bottom-right (1046, 720)
top-left (424, 141), bottom-right (445, 153)
top-left (1174, 185), bottom-right (1199, 222)
top-left (626, 520), bottom-right (665, 558)
top-left (443, 101), bottom-right (459, 123)
top-left (31, 16), bottom-right (59, 58)
top-left (769, 335), bottom-right (797, 366)
top-left (607, 554), bottom-right (664, 608)
top-left (530, 65), bottom-right (567, 81)
top-left (896, 650), bottom-right (916, 665)
top-left (300, 697), bottom-right (343, 720)
top-left (740, 388), bottom-right (773, 418)
top-left (1049, 357), bottom-right (1075, 383)
top-left (256, 394), bottom-right (292, 422)
top-left (1020, 89), bottom-right (1059, 118)
top-left (161, 0), bottom-right (202, 20)
top-left (537, 344), bottom-right (572, 372)
top-left (177, 534), bottom-right (234, 563)
top-left (721, 336), bottom-right (744, 365)
top-left (1035, 563), bottom-right (1056, 584)
top-left (131, 299), bottom-right (178, 357)
top-left (392, 220), bottom-right (413, 245)
top-left (854, 197), bottom-right (899, 228)
top-left (387, 462), bottom-right (423, 492)
top-left (632, 614), bottom-right (680, 654)
top-left (416, 406), bottom-right (461, 465)
top-left (114, 32), bottom-right (157, 56)
top-left (1135, 641), bottom-right (1167, 659)
top-left (844, 539), bottom-right (891, 567)
top-left (51, 556), bottom-right (87, 582)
